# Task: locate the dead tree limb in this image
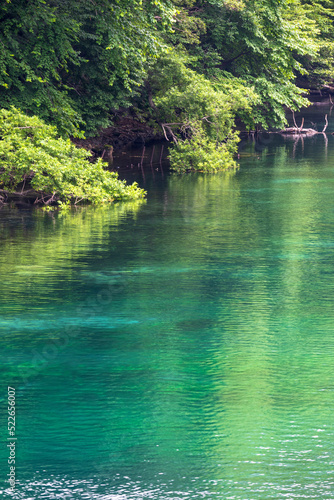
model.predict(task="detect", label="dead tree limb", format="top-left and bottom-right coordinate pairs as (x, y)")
top-left (14, 126), bottom-right (43, 129)
top-left (322, 114), bottom-right (328, 133)
top-left (281, 112), bottom-right (329, 136)
top-left (298, 117), bottom-right (304, 133)
top-left (292, 110), bottom-right (298, 129)
top-left (160, 123), bottom-right (181, 144)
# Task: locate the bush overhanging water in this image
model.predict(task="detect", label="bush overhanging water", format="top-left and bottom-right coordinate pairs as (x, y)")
top-left (0, 108), bottom-right (146, 208)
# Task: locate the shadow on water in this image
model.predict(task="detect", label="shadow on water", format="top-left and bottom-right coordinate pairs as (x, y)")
top-left (112, 141), bottom-right (169, 185)
top-left (113, 101), bottom-right (334, 189)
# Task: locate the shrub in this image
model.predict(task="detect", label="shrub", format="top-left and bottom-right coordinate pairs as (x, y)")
top-left (168, 131), bottom-right (239, 173)
top-left (0, 108), bottom-right (145, 207)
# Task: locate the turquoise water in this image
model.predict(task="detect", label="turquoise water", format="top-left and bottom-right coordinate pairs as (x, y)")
top-left (2, 107), bottom-right (334, 498)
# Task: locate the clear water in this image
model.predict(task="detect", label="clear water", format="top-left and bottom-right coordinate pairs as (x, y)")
top-left (2, 104), bottom-right (334, 499)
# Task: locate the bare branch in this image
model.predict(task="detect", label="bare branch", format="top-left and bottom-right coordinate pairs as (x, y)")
top-left (298, 117), bottom-right (304, 133)
top-left (322, 114), bottom-right (328, 133)
top-left (161, 122), bottom-right (183, 126)
top-left (161, 124), bottom-right (170, 142)
top-left (14, 126), bottom-right (43, 129)
top-left (292, 110), bottom-right (298, 129)
top-left (160, 123), bottom-right (181, 144)
top-left (202, 117), bottom-right (214, 124)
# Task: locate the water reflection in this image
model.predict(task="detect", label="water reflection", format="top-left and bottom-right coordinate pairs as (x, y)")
top-left (2, 111), bottom-right (334, 499)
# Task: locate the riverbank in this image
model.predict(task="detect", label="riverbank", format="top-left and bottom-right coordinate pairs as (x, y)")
top-left (72, 116), bottom-right (163, 160)
top-left (72, 96), bottom-right (334, 160)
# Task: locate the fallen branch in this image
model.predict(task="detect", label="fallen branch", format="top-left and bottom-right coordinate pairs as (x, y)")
top-left (322, 84), bottom-right (334, 94)
top-left (280, 127), bottom-right (318, 136)
top-left (280, 113), bottom-right (328, 136)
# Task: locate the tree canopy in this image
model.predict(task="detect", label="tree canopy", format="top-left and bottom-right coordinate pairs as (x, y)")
top-left (0, 0), bottom-right (174, 135)
top-left (1, 0), bottom-right (333, 173)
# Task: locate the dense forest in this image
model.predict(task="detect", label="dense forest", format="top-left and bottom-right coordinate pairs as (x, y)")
top-left (1, 0), bottom-right (334, 205)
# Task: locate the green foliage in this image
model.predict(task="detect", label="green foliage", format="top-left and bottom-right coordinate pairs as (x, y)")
top-left (189, 0), bottom-right (319, 127)
top-left (146, 52), bottom-right (257, 171)
top-left (168, 131), bottom-right (238, 172)
top-left (162, 0), bottom-right (324, 131)
top-left (0, 0), bottom-right (175, 135)
top-left (242, 78), bottom-right (309, 130)
top-left (0, 108), bottom-right (145, 206)
top-left (135, 0), bottom-right (325, 172)
top-left (296, 0), bottom-right (334, 85)
top-left (64, 0), bottom-right (175, 134)
top-left (1, 0), bottom-right (331, 174)
top-left (0, 0), bottom-right (85, 136)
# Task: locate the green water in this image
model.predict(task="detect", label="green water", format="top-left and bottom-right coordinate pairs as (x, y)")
top-left (2, 109), bottom-right (334, 499)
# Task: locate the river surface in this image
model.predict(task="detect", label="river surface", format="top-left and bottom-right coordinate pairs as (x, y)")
top-left (1, 103), bottom-right (334, 499)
